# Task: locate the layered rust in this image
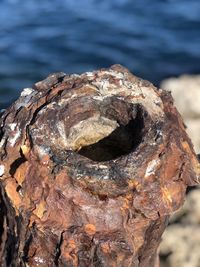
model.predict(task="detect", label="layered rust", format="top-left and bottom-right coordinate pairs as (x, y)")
top-left (0, 65), bottom-right (199, 267)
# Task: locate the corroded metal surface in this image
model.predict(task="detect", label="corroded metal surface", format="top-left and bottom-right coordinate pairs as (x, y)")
top-left (0, 65), bottom-right (199, 266)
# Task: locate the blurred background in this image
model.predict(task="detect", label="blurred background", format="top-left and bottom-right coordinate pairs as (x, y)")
top-left (0, 0), bottom-right (200, 266)
top-left (0, 0), bottom-right (200, 108)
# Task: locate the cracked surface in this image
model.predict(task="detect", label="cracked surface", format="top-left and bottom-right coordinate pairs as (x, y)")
top-left (0, 65), bottom-right (199, 267)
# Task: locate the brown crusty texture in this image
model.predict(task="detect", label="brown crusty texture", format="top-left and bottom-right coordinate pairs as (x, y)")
top-left (0, 65), bottom-right (199, 267)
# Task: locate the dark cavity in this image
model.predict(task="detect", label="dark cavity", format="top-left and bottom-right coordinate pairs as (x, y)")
top-left (78, 105), bottom-right (145, 162)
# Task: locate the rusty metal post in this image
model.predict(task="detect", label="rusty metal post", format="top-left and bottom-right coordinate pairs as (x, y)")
top-left (0, 65), bottom-right (199, 267)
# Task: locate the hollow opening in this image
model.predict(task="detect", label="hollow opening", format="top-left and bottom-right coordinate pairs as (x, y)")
top-left (78, 107), bottom-right (145, 162)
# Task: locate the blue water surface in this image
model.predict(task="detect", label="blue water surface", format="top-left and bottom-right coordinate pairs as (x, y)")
top-left (0, 0), bottom-right (200, 108)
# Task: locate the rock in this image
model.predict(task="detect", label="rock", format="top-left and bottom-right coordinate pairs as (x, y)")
top-left (161, 75), bottom-right (200, 119)
top-left (160, 188), bottom-right (200, 267)
top-left (160, 225), bottom-right (200, 267)
top-left (167, 187), bottom-right (200, 225)
top-left (161, 75), bottom-right (200, 153)
top-left (160, 74), bottom-right (200, 267)
top-left (184, 119), bottom-right (200, 154)
top-left (160, 187), bottom-right (200, 267)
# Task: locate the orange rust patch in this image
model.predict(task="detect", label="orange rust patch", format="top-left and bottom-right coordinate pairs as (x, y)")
top-left (101, 242), bottom-right (110, 254)
top-left (63, 239), bottom-right (78, 264)
top-left (161, 187), bottom-right (172, 204)
top-left (14, 162), bottom-right (28, 186)
top-left (5, 178), bottom-right (21, 211)
top-left (121, 194), bottom-right (132, 213)
top-left (21, 145), bottom-right (30, 156)
top-left (128, 179), bottom-right (139, 189)
top-left (182, 141), bottom-right (196, 165)
top-left (33, 199), bottom-right (47, 219)
top-left (126, 193), bottom-right (133, 200)
top-left (128, 179), bottom-right (142, 191)
top-left (121, 202), bottom-right (129, 212)
top-left (64, 252), bottom-right (78, 264)
top-left (84, 224), bottom-right (96, 235)
top-left (41, 155), bottom-right (50, 166)
top-left (68, 239), bottom-right (76, 250)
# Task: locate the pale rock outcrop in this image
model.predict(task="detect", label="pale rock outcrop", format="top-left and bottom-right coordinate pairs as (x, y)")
top-left (160, 75), bottom-right (200, 267)
top-left (161, 75), bottom-right (200, 153)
